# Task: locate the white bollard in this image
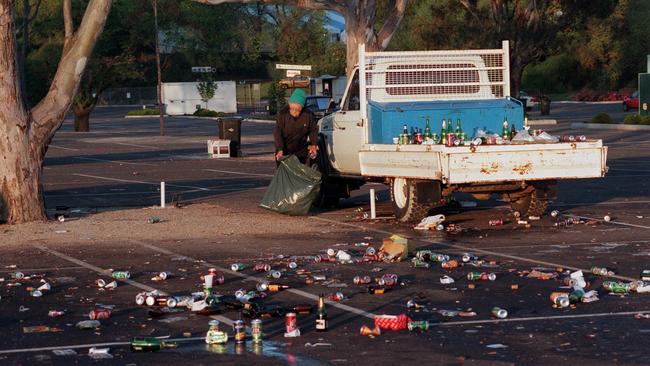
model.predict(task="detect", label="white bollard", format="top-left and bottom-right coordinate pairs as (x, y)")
top-left (160, 181), bottom-right (166, 208)
top-left (370, 188), bottom-right (376, 219)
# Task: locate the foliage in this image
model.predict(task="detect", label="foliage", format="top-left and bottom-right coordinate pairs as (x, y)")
top-left (622, 114), bottom-right (650, 125)
top-left (193, 108), bottom-right (227, 117)
top-left (127, 108), bottom-right (161, 116)
top-left (196, 74), bottom-right (218, 107)
top-left (591, 113), bottom-right (614, 124)
top-left (267, 81), bottom-right (287, 115)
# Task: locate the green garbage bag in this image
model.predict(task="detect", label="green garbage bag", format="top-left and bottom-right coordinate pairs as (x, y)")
top-left (259, 155), bottom-right (322, 216)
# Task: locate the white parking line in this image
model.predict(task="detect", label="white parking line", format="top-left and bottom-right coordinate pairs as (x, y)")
top-left (567, 214), bottom-right (650, 230)
top-left (48, 144), bottom-right (80, 151)
top-left (204, 169), bottom-right (274, 178)
top-left (74, 156), bottom-right (157, 167)
top-left (309, 216), bottom-right (638, 282)
top-left (466, 239), bottom-right (650, 251)
top-left (434, 310), bottom-right (650, 327)
top-left (552, 200), bottom-right (650, 207)
top-left (33, 245), bottom-right (237, 328)
top-left (73, 173), bottom-right (210, 191)
top-left (0, 337), bottom-right (205, 355)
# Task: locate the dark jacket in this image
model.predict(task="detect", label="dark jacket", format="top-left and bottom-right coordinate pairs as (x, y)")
top-left (273, 106), bottom-right (318, 160)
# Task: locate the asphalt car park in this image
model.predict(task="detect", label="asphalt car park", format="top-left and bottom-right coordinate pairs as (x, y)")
top-left (1, 105), bottom-right (649, 365)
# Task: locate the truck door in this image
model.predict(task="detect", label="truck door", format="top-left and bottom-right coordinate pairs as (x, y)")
top-left (327, 69), bottom-right (363, 175)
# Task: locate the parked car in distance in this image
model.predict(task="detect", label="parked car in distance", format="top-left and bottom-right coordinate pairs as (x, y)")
top-left (518, 90), bottom-right (538, 109)
top-left (305, 95), bottom-right (337, 119)
top-left (278, 75), bottom-right (310, 89)
top-left (623, 91), bottom-right (639, 111)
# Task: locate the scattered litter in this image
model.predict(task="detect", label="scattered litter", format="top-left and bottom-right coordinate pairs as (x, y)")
top-left (304, 342), bottom-right (332, 347)
top-left (486, 343), bottom-right (509, 349)
top-left (52, 349), bottom-right (77, 356)
top-left (158, 316), bottom-right (188, 323)
top-left (414, 215), bottom-right (445, 230)
top-left (88, 347), bottom-right (113, 359)
top-left (439, 275), bottom-right (455, 284)
top-left (23, 326), bottom-right (63, 333)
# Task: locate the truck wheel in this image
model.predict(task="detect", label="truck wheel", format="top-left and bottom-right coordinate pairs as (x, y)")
top-left (509, 189), bottom-right (549, 218)
top-left (390, 178), bottom-right (436, 222)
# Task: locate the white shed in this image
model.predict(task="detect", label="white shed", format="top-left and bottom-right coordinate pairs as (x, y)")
top-left (162, 81), bottom-right (237, 116)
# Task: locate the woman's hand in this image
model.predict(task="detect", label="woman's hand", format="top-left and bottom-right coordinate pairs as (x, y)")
top-left (308, 145), bottom-right (318, 159)
top-left (275, 150), bottom-right (284, 160)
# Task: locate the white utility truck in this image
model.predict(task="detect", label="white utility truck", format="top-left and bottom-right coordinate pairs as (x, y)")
top-left (313, 41), bottom-right (608, 221)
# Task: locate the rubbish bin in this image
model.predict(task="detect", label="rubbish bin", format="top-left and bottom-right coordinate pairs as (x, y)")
top-left (218, 116), bottom-right (243, 157)
top-left (540, 96), bottom-right (551, 115)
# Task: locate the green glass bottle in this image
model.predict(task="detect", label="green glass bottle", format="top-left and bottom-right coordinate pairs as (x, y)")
top-left (423, 118), bottom-right (432, 141)
top-left (502, 117), bottom-right (510, 140)
top-left (455, 118), bottom-right (464, 143)
top-left (131, 337), bottom-right (176, 352)
top-left (438, 119), bottom-right (446, 144)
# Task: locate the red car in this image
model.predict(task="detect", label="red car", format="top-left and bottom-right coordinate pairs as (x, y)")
top-left (623, 91), bottom-right (639, 111)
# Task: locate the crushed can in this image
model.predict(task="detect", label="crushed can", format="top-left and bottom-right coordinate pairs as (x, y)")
top-left (111, 271), bottom-right (130, 280)
top-left (549, 292), bottom-right (570, 308)
top-left (441, 260), bottom-right (459, 269)
top-left (254, 263), bottom-right (271, 272)
top-left (407, 320), bottom-right (429, 331)
top-left (377, 274), bottom-right (398, 286)
top-left (231, 263), bottom-right (246, 272)
top-left (89, 308), bottom-right (111, 320)
top-left (491, 307), bottom-right (508, 319)
top-left (354, 276), bottom-right (372, 285)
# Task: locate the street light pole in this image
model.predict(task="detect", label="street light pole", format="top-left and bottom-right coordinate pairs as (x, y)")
top-left (153, 0), bottom-right (164, 136)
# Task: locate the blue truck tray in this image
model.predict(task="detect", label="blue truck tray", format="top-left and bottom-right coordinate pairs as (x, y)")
top-left (368, 98), bottom-right (524, 145)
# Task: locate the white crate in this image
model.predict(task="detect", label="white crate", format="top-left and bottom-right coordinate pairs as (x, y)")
top-left (207, 139), bottom-right (230, 158)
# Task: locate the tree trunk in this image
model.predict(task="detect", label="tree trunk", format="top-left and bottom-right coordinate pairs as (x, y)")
top-left (0, 0), bottom-right (112, 224)
top-left (510, 55), bottom-right (523, 97)
top-left (0, 118), bottom-right (46, 223)
top-left (73, 104), bottom-right (92, 132)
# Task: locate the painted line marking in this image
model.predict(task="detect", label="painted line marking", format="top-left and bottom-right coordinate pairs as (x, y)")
top-left (0, 336), bottom-right (205, 355)
top-left (433, 310), bottom-right (650, 327)
top-left (73, 173), bottom-right (210, 192)
top-left (131, 240), bottom-right (375, 319)
top-left (33, 245), bottom-right (236, 328)
top-left (552, 200), bottom-right (650, 207)
top-left (461, 239), bottom-right (650, 251)
top-left (74, 156), bottom-right (157, 167)
top-left (309, 216), bottom-right (638, 282)
top-left (0, 266), bottom-right (84, 273)
top-left (567, 214), bottom-right (650, 230)
top-left (204, 169), bottom-right (274, 178)
top-left (48, 144), bottom-right (80, 151)
top-left (108, 141), bottom-right (160, 149)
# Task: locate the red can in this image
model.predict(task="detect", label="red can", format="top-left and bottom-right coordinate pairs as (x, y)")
top-left (89, 308), bottom-right (111, 320)
top-left (445, 133), bottom-right (455, 147)
top-left (208, 268), bottom-right (218, 276)
top-left (48, 310), bottom-right (65, 317)
top-left (378, 274), bottom-right (398, 287)
top-left (354, 276), bottom-right (372, 285)
top-left (489, 219), bottom-right (504, 226)
top-left (254, 263), bottom-right (271, 272)
top-left (317, 253), bottom-right (332, 262)
top-left (285, 312), bottom-right (297, 333)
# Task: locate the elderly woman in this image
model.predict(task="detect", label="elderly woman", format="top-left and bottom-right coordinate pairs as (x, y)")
top-left (273, 88), bottom-right (319, 164)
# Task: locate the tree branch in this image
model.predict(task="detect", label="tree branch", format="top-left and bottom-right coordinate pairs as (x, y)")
top-left (31, 0), bottom-right (112, 146)
top-left (190, 0), bottom-right (347, 15)
top-left (376, 0), bottom-right (407, 49)
top-left (28, 0), bottom-right (43, 24)
top-left (63, 0), bottom-right (74, 51)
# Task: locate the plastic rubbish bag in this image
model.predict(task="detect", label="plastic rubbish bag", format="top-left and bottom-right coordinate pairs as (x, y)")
top-left (414, 214), bottom-right (446, 230)
top-left (259, 155), bottom-right (322, 216)
top-left (511, 130), bottom-right (535, 144)
top-left (533, 131), bottom-right (559, 143)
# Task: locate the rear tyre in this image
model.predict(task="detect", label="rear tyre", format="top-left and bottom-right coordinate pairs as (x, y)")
top-left (390, 178), bottom-right (439, 222)
top-left (509, 189), bottom-right (549, 218)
